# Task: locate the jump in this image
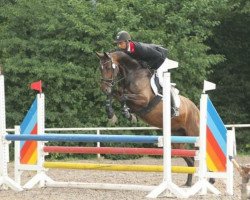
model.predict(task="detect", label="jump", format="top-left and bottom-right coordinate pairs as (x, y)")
top-left (96, 50), bottom-right (200, 186)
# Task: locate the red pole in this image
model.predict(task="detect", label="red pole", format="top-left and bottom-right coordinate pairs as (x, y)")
top-left (43, 146), bottom-right (196, 157)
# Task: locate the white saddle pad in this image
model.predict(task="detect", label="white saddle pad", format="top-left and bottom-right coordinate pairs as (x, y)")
top-left (150, 74), bottom-right (180, 109)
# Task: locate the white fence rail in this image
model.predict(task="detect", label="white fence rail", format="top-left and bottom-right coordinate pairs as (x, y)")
top-left (6, 124), bottom-right (250, 133)
top-left (226, 124), bottom-right (250, 128)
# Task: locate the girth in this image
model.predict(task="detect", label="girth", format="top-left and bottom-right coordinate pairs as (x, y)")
top-left (135, 95), bottom-right (162, 116)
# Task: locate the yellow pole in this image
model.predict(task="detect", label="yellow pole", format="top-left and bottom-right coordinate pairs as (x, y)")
top-left (44, 162), bottom-right (196, 174)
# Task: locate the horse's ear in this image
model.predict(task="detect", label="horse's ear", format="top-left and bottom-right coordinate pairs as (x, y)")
top-left (95, 52), bottom-right (104, 58)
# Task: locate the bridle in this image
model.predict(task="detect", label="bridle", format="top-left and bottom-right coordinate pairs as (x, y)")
top-left (99, 54), bottom-right (128, 120)
top-left (100, 59), bottom-right (124, 89)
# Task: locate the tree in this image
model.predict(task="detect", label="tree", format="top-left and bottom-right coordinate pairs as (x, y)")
top-left (0, 0), bottom-right (229, 128)
top-left (0, 0), bottom-right (108, 127)
top-left (208, 0), bottom-right (250, 152)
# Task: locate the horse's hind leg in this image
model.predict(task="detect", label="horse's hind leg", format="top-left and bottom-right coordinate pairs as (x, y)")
top-left (209, 176), bottom-right (215, 184)
top-left (183, 157), bottom-right (194, 186)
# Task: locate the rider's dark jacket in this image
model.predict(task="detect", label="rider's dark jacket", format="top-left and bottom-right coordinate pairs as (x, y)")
top-left (123, 41), bottom-right (167, 69)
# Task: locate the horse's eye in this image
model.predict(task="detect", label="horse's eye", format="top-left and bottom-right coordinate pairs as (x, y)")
top-left (112, 63), bottom-right (116, 69)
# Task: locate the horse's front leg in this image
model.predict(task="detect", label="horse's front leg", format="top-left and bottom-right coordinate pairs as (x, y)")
top-left (105, 95), bottom-right (118, 124)
top-left (120, 102), bottom-right (137, 123)
top-left (115, 92), bottom-right (136, 123)
top-left (121, 103), bottom-right (131, 119)
top-left (120, 93), bottom-right (149, 123)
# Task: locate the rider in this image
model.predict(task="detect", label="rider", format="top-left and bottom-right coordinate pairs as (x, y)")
top-left (114, 31), bottom-right (179, 117)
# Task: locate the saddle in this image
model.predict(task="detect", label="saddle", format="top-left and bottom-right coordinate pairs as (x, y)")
top-left (150, 74), bottom-right (180, 117)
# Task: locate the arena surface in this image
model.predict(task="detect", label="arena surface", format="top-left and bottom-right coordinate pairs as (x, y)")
top-left (0, 156), bottom-right (248, 200)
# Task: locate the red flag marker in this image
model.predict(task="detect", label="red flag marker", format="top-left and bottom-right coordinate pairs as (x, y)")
top-left (30, 80), bottom-right (42, 93)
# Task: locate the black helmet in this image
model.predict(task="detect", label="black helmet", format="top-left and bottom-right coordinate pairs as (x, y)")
top-left (115, 31), bottom-right (131, 43)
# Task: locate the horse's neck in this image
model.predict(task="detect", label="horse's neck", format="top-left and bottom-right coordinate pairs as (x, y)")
top-left (117, 53), bottom-right (154, 97)
top-left (119, 61), bottom-right (140, 74)
top-left (121, 65), bottom-right (148, 83)
top-left (124, 68), bottom-right (153, 96)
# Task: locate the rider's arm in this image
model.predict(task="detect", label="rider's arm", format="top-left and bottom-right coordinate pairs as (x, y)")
top-left (132, 42), bottom-right (165, 69)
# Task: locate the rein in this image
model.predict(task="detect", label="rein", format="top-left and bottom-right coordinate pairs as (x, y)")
top-left (101, 76), bottom-right (125, 87)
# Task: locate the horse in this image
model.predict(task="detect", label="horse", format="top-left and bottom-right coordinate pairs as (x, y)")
top-left (96, 51), bottom-right (200, 186)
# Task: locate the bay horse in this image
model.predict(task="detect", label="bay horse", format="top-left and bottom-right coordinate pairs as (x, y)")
top-left (96, 51), bottom-right (200, 186)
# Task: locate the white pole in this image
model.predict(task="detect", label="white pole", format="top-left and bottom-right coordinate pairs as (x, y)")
top-left (147, 71), bottom-right (187, 199)
top-left (232, 127), bottom-right (237, 156)
top-left (97, 129), bottom-right (101, 158)
top-left (226, 129), bottom-right (234, 195)
top-left (187, 84), bottom-right (221, 197)
top-left (37, 93), bottom-right (45, 187)
top-left (162, 72), bottom-right (172, 182)
top-left (14, 126), bottom-right (21, 185)
top-left (199, 93), bottom-right (208, 195)
top-left (0, 73), bottom-right (8, 187)
top-left (0, 73), bottom-right (22, 191)
top-left (0, 74), bottom-right (9, 164)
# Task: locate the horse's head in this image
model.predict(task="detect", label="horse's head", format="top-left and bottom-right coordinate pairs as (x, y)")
top-left (96, 52), bottom-right (120, 95)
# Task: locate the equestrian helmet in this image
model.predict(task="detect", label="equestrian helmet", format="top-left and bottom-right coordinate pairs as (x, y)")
top-left (115, 31), bottom-right (131, 43)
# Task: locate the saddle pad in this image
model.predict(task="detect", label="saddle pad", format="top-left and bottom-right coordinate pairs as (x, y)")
top-left (150, 74), bottom-right (161, 96)
top-left (150, 74), bottom-right (180, 109)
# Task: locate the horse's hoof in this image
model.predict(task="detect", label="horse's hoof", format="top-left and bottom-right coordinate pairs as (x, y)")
top-left (108, 114), bottom-right (118, 125)
top-left (209, 178), bottom-right (215, 184)
top-left (130, 114), bottom-right (137, 123)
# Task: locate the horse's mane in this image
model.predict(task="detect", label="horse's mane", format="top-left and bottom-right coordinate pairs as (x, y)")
top-left (111, 50), bottom-right (142, 70)
top-left (109, 50), bottom-right (152, 79)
